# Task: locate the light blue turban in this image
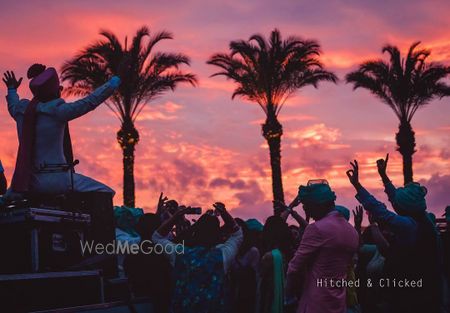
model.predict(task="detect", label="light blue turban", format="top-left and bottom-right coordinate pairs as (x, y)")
top-left (114, 206), bottom-right (144, 237)
top-left (298, 184), bottom-right (336, 205)
top-left (393, 182), bottom-right (427, 213)
top-left (246, 218), bottom-right (264, 232)
top-left (335, 205), bottom-right (350, 221)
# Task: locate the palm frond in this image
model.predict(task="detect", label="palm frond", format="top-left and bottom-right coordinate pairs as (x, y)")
top-left (347, 41), bottom-right (450, 122)
top-left (208, 28), bottom-right (336, 116)
top-left (61, 25), bottom-right (197, 122)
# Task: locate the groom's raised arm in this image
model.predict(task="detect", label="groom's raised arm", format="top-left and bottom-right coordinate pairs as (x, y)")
top-left (52, 76), bottom-right (121, 122)
top-left (3, 71), bottom-right (26, 120)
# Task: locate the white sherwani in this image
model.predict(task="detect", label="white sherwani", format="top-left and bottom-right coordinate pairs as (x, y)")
top-left (5, 77), bottom-right (120, 195)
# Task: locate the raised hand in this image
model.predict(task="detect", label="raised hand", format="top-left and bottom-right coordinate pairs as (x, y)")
top-left (213, 202), bottom-right (226, 214)
top-left (213, 201), bottom-right (238, 231)
top-left (353, 205), bottom-right (363, 230)
top-left (2, 71), bottom-right (23, 89)
top-left (157, 192), bottom-right (168, 212)
top-left (376, 153), bottom-right (389, 177)
top-left (346, 160), bottom-right (360, 187)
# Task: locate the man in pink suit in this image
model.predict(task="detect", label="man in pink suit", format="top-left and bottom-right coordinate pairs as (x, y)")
top-left (287, 182), bottom-right (359, 313)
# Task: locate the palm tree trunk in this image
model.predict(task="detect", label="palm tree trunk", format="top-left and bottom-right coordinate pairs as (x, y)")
top-left (396, 119), bottom-right (416, 185)
top-left (117, 119), bottom-right (139, 207)
top-left (262, 116), bottom-right (285, 212)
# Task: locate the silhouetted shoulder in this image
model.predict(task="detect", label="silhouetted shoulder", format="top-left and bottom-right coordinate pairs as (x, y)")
top-left (13, 98), bottom-right (31, 115)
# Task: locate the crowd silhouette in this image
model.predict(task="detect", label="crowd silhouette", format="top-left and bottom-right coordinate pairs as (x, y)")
top-left (113, 156), bottom-right (449, 313)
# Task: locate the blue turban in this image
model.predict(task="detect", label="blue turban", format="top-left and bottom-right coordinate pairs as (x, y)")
top-left (246, 218), bottom-right (264, 232)
top-left (427, 212), bottom-right (436, 226)
top-left (298, 184), bottom-right (336, 205)
top-left (444, 206), bottom-right (450, 223)
top-left (114, 206), bottom-right (144, 237)
top-left (393, 182), bottom-right (427, 213)
top-left (335, 205), bottom-right (350, 221)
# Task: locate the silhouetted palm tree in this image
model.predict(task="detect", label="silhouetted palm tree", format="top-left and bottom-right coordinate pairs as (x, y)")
top-left (61, 26), bottom-right (197, 207)
top-left (208, 29), bottom-right (337, 207)
top-left (346, 42), bottom-right (450, 184)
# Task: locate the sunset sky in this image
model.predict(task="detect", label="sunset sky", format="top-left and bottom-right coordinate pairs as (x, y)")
top-left (0, 0), bottom-right (449, 221)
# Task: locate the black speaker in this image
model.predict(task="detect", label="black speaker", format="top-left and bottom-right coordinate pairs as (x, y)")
top-left (0, 270), bottom-right (103, 312)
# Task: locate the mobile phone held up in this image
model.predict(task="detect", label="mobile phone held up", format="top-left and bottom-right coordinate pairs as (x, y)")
top-left (185, 206), bottom-right (202, 215)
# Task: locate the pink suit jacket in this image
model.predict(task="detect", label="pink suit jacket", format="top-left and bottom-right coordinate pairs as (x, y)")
top-left (287, 210), bottom-right (359, 313)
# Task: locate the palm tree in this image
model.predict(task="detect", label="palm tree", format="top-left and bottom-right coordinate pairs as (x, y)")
top-left (61, 26), bottom-right (197, 207)
top-left (346, 42), bottom-right (450, 185)
top-left (208, 29), bottom-right (337, 208)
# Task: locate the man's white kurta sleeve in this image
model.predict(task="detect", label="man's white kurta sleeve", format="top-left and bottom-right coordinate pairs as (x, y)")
top-left (217, 228), bottom-right (243, 273)
top-left (53, 76), bottom-right (121, 122)
top-left (151, 231), bottom-right (177, 267)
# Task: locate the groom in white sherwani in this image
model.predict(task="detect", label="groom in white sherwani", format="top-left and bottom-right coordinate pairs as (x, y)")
top-left (3, 64), bottom-right (121, 198)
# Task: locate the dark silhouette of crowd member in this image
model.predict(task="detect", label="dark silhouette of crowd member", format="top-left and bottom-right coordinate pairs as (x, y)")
top-left (2, 65), bottom-right (123, 198)
top-left (347, 155), bottom-right (443, 313)
top-left (246, 218), bottom-right (264, 252)
top-left (442, 206), bottom-right (450, 312)
top-left (156, 193), bottom-right (192, 239)
top-left (357, 209), bottom-right (390, 313)
top-left (278, 197), bottom-right (309, 248)
top-left (230, 218), bottom-right (260, 313)
top-left (288, 225), bottom-right (301, 248)
top-left (259, 215), bottom-right (293, 313)
top-left (335, 205), bottom-right (360, 313)
top-left (152, 202), bottom-right (242, 313)
top-left (124, 213), bottom-right (171, 313)
top-left (286, 182), bottom-right (359, 313)
top-left (0, 160), bottom-right (6, 195)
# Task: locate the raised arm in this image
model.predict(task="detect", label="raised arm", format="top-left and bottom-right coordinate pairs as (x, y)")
top-left (52, 76), bottom-right (121, 122)
top-left (152, 206), bottom-right (191, 266)
top-left (277, 197), bottom-right (308, 228)
top-left (213, 202), bottom-right (239, 231)
top-left (346, 160), bottom-right (416, 236)
top-left (3, 71), bottom-right (24, 119)
top-left (154, 206), bottom-right (190, 237)
top-left (213, 202), bottom-right (243, 271)
top-left (376, 153), bottom-right (397, 204)
top-left (156, 192), bottom-right (168, 216)
top-left (353, 205), bottom-right (363, 236)
top-left (290, 210), bottom-right (309, 229)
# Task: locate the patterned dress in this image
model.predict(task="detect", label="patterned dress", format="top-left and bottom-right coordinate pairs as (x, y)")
top-left (172, 246), bottom-right (227, 313)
